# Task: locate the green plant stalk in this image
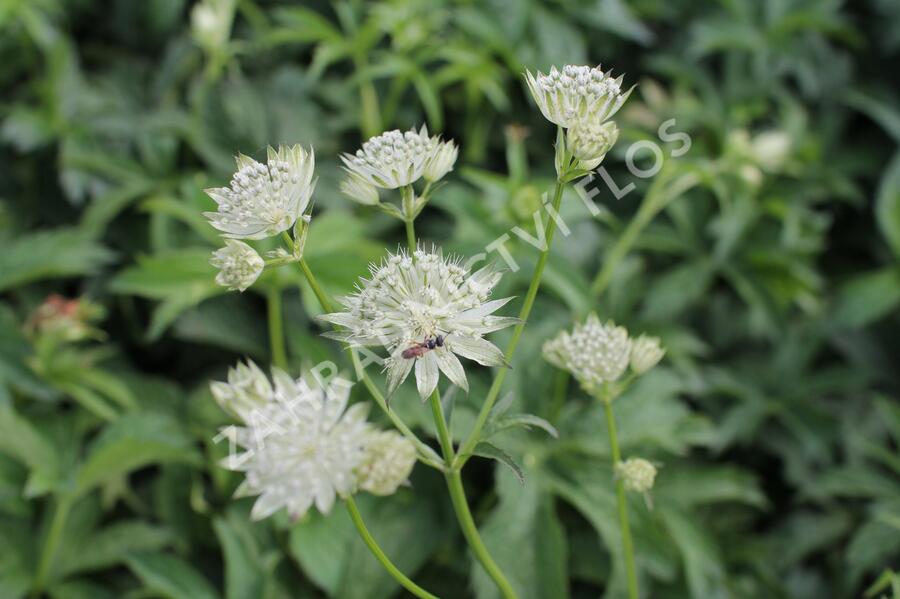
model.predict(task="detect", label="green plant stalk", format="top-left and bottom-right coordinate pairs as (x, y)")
top-left (429, 390), bottom-right (517, 599)
top-left (266, 288), bottom-right (288, 369)
top-left (589, 167), bottom-right (699, 299)
top-left (455, 179), bottom-right (566, 466)
top-left (603, 398), bottom-right (638, 599)
top-left (345, 496), bottom-right (439, 599)
top-left (298, 259), bottom-right (442, 469)
top-left (402, 185), bottom-right (417, 253)
top-left (405, 219), bottom-right (417, 254)
top-left (32, 495), bottom-right (72, 597)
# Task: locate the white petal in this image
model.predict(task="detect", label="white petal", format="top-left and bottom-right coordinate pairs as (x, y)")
top-left (386, 356), bottom-right (414, 396)
top-left (415, 352), bottom-right (439, 399)
top-left (449, 335), bottom-right (507, 367)
top-left (434, 349), bottom-right (468, 392)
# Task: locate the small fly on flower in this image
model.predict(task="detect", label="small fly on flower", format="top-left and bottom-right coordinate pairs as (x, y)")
top-left (401, 334), bottom-right (445, 359)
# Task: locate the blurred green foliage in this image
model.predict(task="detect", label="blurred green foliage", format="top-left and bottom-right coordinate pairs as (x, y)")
top-left (1, 0), bottom-right (899, 597)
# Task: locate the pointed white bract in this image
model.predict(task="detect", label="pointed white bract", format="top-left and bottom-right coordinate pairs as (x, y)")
top-left (210, 240), bottom-right (264, 291)
top-left (357, 430), bottom-right (417, 496)
top-left (616, 457), bottom-right (657, 493)
top-left (204, 145), bottom-right (316, 239)
top-left (319, 248), bottom-right (515, 399)
top-left (341, 126), bottom-right (457, 189)
top-left (340, 173), bottom-right (380, 206)
top-left (543, 314), bottom-right (632, 395)
top-left (525, 64), bottom-right (631, 129)
top-left (630, 334), bottom-right (665, 374)
top-left (215, 364), bottom-right (371, 520)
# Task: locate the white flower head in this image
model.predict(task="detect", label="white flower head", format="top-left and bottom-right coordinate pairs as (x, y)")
top-left (630, 334), bottom-right (665, 374)
top-left (567, 119), bottom-right (619, 170)
top-left (340, 173), bottom-right (380, 206)
top-left (423, 139), bottom-right (458, 182)
top-left (216, 365), bottom-right (371, 520)
top-left (543, 314), bottom-right (632, 395)
top-left (525, 64), bottom-right (631, 128)
top-left (341, 126), bottom-right (455, 189)
top-left (210, 359), bottom-right (272, 421)
top-left (616, 458), bottom-right (657, 493)
top-left (204, 145), bottom-right (316, 239)
top-left (319, 247), bottom-right (516, 399)
top-left (357, 430), bottom-right (417, 496)
top-left (210, 240), bottom-right (264, 291)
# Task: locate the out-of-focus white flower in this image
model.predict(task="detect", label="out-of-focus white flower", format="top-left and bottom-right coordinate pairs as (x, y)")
top-left (750, 130), bottom-right (791, 172)
top-left (525, 64), bottom-right (631, 128)
top-left (566, 119), bottom-right (619, 170)
top-left (210, 240), bottom-right (264, 291)
top-left (629, 334), bottom-right (665, 375)
top-left (543, 314), bottom-right (632, 395)
top-left (204, 145), bottom-right (315, 240)
top-left (341, 126), bottom-right (454, 189)
top-left (210, 359), bottom-right (272, 421)
top-left (319, 248), bottom-right (515, 399)
top-left (191, 0), bottom-right (235, 52)
top-left (357, 430), bottom-right (417, 496)
top-left (616, 458), bottom-right (657, 493)
top-left (215, 366), bottom-right (371, 520)
top-left (340, 173), bottom-right (380, 206)
top-left (423, 139), bottom-right (458, 182)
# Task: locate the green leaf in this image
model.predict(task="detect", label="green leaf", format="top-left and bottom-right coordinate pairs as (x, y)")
top-left (473, 442), bottom-right (525, 484)
top-left (487, 414), bottom-right (559, 439)
top-left (213, 516), bottom-right (266, 599)
top-left (834, 267), bottom-right (900, 328)
top-left (876, 151), bottom-right (900, 259)
top-left (126, 553), bottom-right (219, 599)
top-left (57, 521), bottom-right (174, 577)
top-left (0, 407), bottom-right (60, 490)
top-left (0, 229), bottom-right (114, 292)
top-left (75, 412), bottom-right (201, 497)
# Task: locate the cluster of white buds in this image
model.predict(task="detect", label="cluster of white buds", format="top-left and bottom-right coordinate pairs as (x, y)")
top-left (341, 126), bottom-right (457, 191)
top-left (525, 64), bottom-right (631, 175)
top-left (213, 362), bottom-right (418, 520)
top-left (616, 457), bottom-right (657, 494)
top-left (204, 145), bottom-right (316, 240)
top-left (356, 430), bottom-right (417, 496)
top-left (210, 240), bottom-right (264, 292)
top-left (319, 247), bottom-right (515, 399)
top-left (542, 314), bottom-right (664, 398)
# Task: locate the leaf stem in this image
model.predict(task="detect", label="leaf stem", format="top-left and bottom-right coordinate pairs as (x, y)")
top-left (32, 495), bottom-right (72, 597)
top-left (603, 397), bottom-right (638, 599)
top-left (266, 288), bottom-right (288, 369)
top-left (455, 178), bottom-right (566, 466)
top-left (345, 497), bottom-right (439, 599)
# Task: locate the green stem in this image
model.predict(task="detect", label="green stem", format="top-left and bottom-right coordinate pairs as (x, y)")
top-left (299, 259), bottom-right (334, 313)
top-left (456, 179), bottom-right (566, 466)
top-left (429, 389), bottom-right (454, 460)
top-left (266, 288), bottom-right (288, 369)
top-left (345, 497), bottom-right (439, 599)
top-left (603, 398), bottom-right (638, 599)
top-left (446, 470), bottom-right (518, 599)
top-left (405, 219), bottom-right (417, 254)
top-left (32, 495), bottom-right (72, 597)
top-left (589, 168), bottom-right (699, 299)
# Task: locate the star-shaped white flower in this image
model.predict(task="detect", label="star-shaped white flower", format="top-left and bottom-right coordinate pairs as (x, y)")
top-left (319, 248), bottom-right (516, 399)
top-left (341, 126), bottom-right (457, 190)
top-left (525, 64), bottom-right (631, 129)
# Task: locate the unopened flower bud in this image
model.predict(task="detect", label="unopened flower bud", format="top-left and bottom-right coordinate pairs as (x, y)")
top-left (211, 240), bottom-right (263, 291)
top-left (630, 334), bottom-right (665, 374)
top-left (357, 430), bottom-right (417, 496)
top-left (567, 120), bottom-right (619, 170)
top-left (423, 140), bottom-right (458, 182)
top-left (616, 458), bottom-right (657, 493)
top-left (340, 173), bottom-right (380, 206)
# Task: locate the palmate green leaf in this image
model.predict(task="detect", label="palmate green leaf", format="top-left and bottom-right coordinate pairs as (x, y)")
top-left (74, 412), bottom-right (201, 498)
top-left (213, 515), bottom-right (268, 599)
top-left (126, 553), bottom-right (219, 599)
top-left (109, 248), bottom-right (224, 340)
top-left (473, 468), bottom-right (568, 599)
top-left (0, 229), bottom-right (114, 292)
top-left (658, 506), bottom-right (727, 599)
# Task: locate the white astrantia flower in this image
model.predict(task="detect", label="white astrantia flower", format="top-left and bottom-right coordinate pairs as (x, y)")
top-left (204, 145), bottom-right (315, 240)
top-left (616, 458), bottom-right (657, 493)
top-left (210, 240), bottom-right (264, 292)
top-left (215, 364), bottom-right (371, 520)
top-left (542, 314), bottom-right (632, 396)
top-left (319, 248), bottom-right (516, 399)
top-left (423, 139), bottom-right (458, 182)
top-left (566, 119), bottom-right (619, 170)
top-left (340, 126), bottom-right (455, 190)
top-left (357, 430), bottom-right (417, 496)
top-left (630, 334), bottom-right (665, 374)
top-left (525, 64), bottom-right (631, 129)
top-left (210, 359), bottom-right (272, 421)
